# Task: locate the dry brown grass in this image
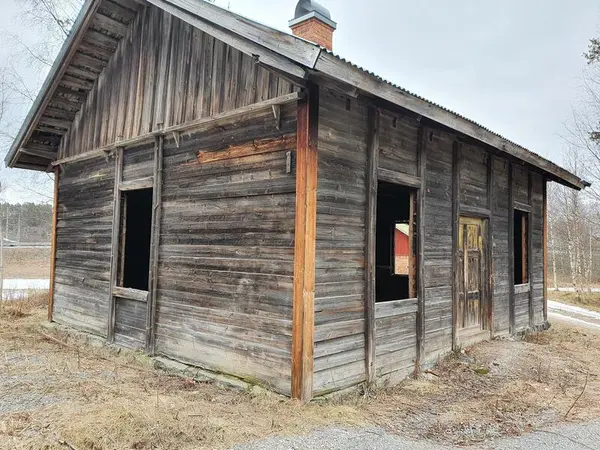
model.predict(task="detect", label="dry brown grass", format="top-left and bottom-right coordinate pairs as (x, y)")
top-left (2, 247), bottom-right (50, 279)
top-left (2, 300), bottom-right (600, 449)
top-left (548, 290), bottom-right (600, 312)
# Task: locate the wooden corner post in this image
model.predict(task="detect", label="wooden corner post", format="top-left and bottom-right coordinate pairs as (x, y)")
top-left (451, 141), bottom-right (461, 350)
top-left (48, 166), bottom-right (60, 321)
top-left (543, 179), bottom-right (548, 323)
top-left (291, 84), bottom-right (319, 402)
top-left (107, 148), bottom-right (124, 343)
top-left (365, 107), bottom-right (380, 384)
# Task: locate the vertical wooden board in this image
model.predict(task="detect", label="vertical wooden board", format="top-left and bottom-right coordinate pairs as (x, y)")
top-left (238, 53), bottom-right (258, 108)
top-left (131, 6), bottom-right (148, 137)
top-left (211, 39), bottom-right (226, 116)
top-left (451, 141), bottom-right (460, 350)
top-left (224, 46), bottom-right (241, 112)
top-left (140, 7), bottom-right (159, 135)
top-left (313, 89), bottom-right (369, 396)
top-left (543, 179), bottom-right (548, 322)
top-left (185, 26), bottom-right (201, 122)
top-left (508, 164), bottom-right (515, 333)
top-left (146, 136), bottom-right (163, 354)
top-left (173, 21), bottom-right (192, 125)
top-left (422, 128), bottom-right (454, 363)
top-left (198, 32), bottom-right (214, 118)
top-left (107, 149), bottom-right (123, 343)
top-left (292, 86), bottom-right (318, 401)
top-left (530, 171), bottom-right (545, 325)
top-left (364, 107), bottom-right (379, 384)
top-left (124, 13), bottom-right (142, 140)
top-left (256, 66), bottom-right (271, 103)
top-left (48, 167), bottom-right (60, 321)
top-left (491, 156), bottom-right (510, 334)
top-left (153, 9), bottom-right (173, 128)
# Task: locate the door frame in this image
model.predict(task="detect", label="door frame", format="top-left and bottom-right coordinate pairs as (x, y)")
top-left (453, 215), bottom-right (492, 348)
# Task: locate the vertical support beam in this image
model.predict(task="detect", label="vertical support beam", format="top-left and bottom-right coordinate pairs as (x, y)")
top-left (416, 125), bottom-right (427, 370)
top-left (291, 84), bottom-right (319, 402)
top-left (107, 148), bottom-right (123, 343)
top-left (146, 135), bottom-right (164, 355)
top-left (527, 172), bottom-right (534, 328)
top-left (48, 166), bottom-right (60, 322)
top-left (364, 107), bottom-right (380, 384)
top-left (508, 163), bottom-right (515, 333)
top-left (543, 178), bottom-right (548, 323)
top-left (487, 154), bottom-right (494, 335)
top-left (451, 141), bottom-right (461, 350)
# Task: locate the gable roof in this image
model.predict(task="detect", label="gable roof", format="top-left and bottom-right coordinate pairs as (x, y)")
top-left (6, 0), bottom-right (589, 190)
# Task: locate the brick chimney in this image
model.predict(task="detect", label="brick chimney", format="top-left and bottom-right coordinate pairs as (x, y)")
top-left (289, 0), bottom-right (337, 51)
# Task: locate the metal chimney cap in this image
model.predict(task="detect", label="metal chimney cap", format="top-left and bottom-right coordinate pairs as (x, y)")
top-left (289, 0), bottom-right (337, 30)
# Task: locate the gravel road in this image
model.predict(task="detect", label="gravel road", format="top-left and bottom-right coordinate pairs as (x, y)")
top-left (232, 421), bottom-right (600, 450)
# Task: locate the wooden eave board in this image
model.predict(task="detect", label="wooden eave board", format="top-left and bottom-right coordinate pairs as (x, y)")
top-left (6, 0), bottom-right (143, 170)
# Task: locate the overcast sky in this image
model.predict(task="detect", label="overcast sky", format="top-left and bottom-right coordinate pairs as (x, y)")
top-left (0, 0), bottom-right (599, 202)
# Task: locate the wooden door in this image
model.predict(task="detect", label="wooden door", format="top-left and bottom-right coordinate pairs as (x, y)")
top-left (457, 217), bottom-right (487, 332)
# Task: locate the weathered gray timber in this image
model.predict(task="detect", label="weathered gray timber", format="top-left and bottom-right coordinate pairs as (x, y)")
top-left (10, 0), bottom-right (579, 402)
top-left (531, 173), bottom-right (545, 325)
top-left (60, 7), bottom-right (297, 159)
top-left (492, 157), bottom-right (511, 335)
top-left (54, 156), bottom-right (114, 336)
top-left (422, 128), bottom-right (454, 363)
top-left (375, 299), bottom-right (417, 381)
top-left (155, 105), bottom-right (297, 395)
top-left (313, 89), bottom-right (368, 396)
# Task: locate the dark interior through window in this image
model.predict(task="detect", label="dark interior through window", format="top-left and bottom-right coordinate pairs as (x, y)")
top-left (514, 209), bottom-right (528, 285)
top-left (376, 182), bottom-right (416, 302)
top-left (120, 188), bottom-right (153, 291)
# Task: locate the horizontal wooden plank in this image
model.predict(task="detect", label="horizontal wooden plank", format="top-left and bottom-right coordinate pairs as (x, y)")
top-left (119, 176), bottom-right (153, 191)
top-left (113, 286), bottom-right (149, 302)
top-left (377, 167), bottom-right (421, 188)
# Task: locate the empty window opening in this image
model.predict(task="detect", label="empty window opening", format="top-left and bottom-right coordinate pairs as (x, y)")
top-left (376, 182), bottom-right (417, 302)
top-left (119, 188), bottom-right (153, 291)
top-left (514, 210), bottom-right (529, 285)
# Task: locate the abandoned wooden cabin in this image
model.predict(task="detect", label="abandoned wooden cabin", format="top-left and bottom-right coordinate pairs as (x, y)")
top-left (6, 0), bottom-right (589, 401)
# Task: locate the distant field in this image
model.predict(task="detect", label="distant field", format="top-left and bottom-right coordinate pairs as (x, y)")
top-left (548, 289), bottom-right (600, 312)
top-left (2, 247), bottom-right (50, 279)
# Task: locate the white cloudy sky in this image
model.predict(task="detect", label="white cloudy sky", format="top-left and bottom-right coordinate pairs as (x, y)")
top-left (0, 0), bottom-right (598, 203)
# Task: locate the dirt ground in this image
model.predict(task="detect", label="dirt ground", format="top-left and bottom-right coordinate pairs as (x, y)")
top-left (2, 247), bottom-right (50, 279)
top-left (2, 297), bottom-right (600, 449)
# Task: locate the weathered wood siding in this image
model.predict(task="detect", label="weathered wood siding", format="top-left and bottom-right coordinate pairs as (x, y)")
top-left (53, 156), bottom-right (114, 336)
top-left (375, 299), bottom-right (417, 379)
top-left (154, 106), bottom-right (297, 395)
top-left (313, 89), bottom-right (368, 395)
top-left (114, 297), bottom-right (147, 349)
top-left (60, 5), bottom-right (296, 158)
top-left (512, 165), bottom-right (529, 205)
top-left (122, 142), bottom-right (155, 182)
top-left (378, 111), bottom-right (419, 176)
top-left (492, 157), bottom-right (511, 333)
top-left (459, 144), bottom-right (488, 209)
top-left (530, 172), bottom-right (545, 325)
top-left (422, 128), bottom-right (454, 362)
top-left (514, 285), bottom-right (530, 331)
